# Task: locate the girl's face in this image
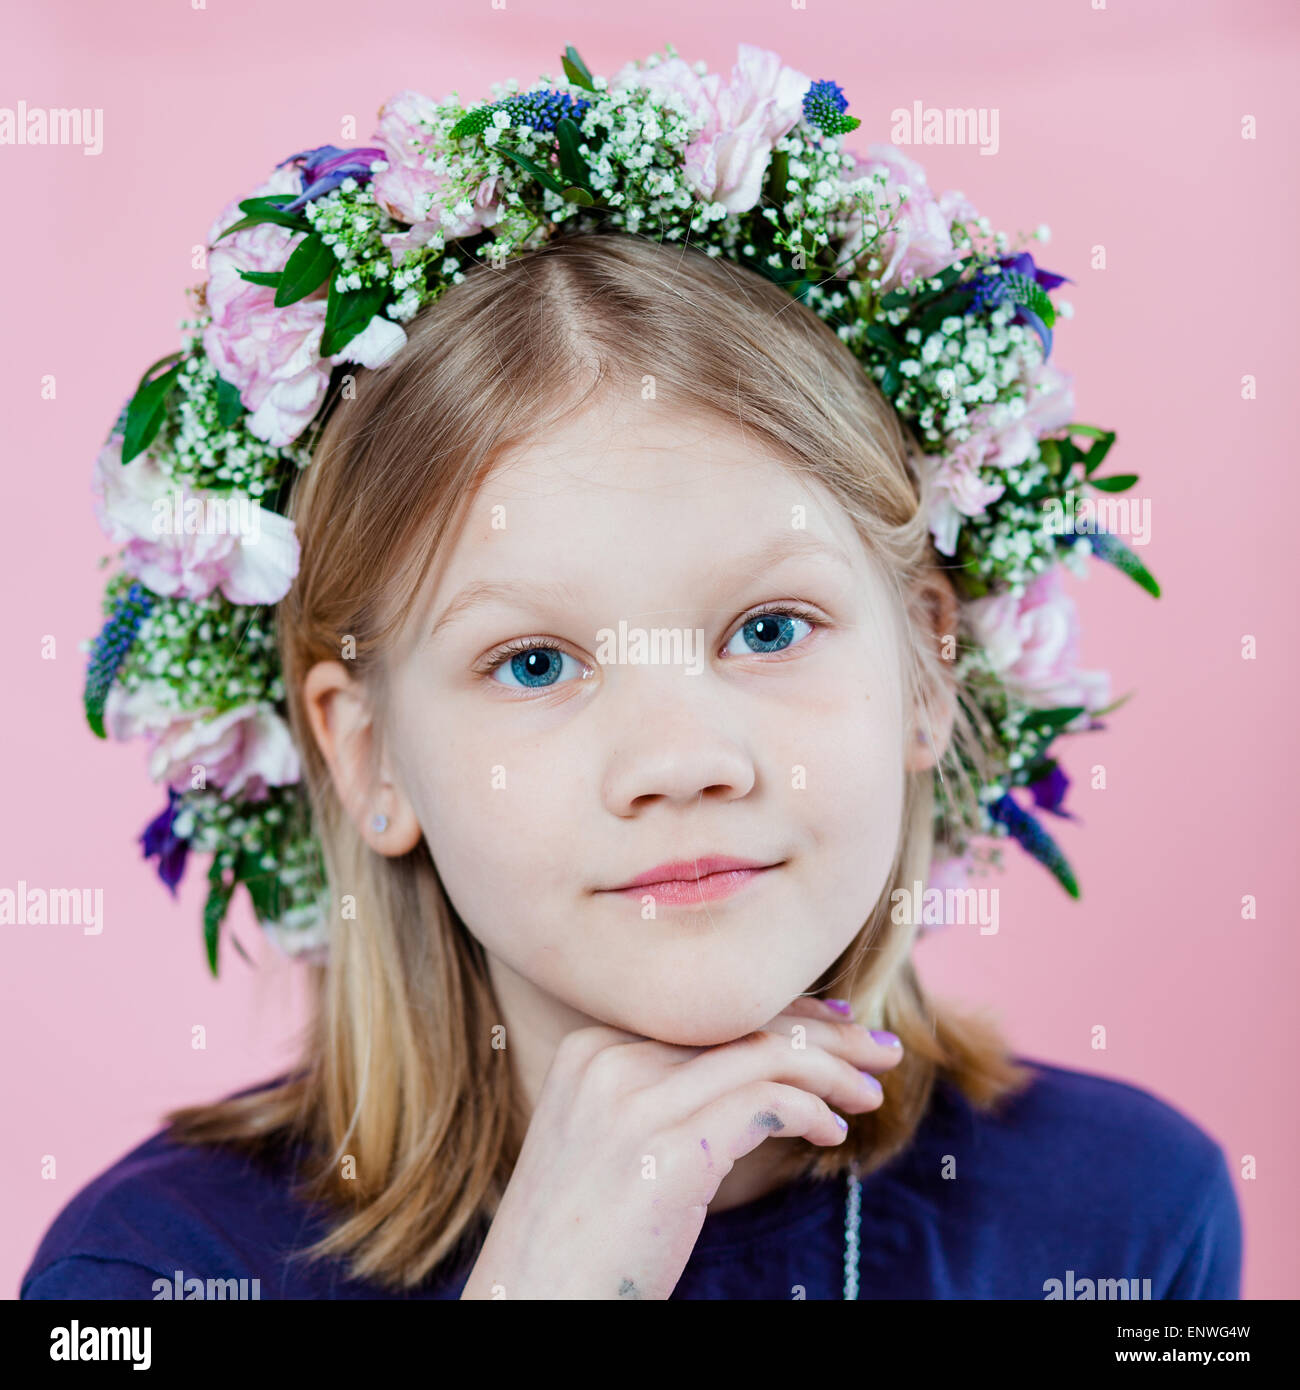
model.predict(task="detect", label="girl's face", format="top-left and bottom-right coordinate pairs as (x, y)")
top-left (381, 389), bottom-right (923, 1046)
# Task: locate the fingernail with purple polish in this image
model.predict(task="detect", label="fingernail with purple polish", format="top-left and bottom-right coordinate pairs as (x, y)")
top-left (824, 998), bottom-right (853, 1016)
top-left (870, 1030), bottom-right (902, 1048)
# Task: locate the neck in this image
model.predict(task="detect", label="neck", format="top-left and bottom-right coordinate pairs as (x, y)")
top-left (488, 954), bottom-right (806, 1215)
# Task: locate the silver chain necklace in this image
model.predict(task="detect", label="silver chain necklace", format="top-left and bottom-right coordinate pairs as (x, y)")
top-left (842, 1170), bottom-right (862, 1299)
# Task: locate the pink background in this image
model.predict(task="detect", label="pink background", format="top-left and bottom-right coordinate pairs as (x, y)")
top-left (2, 0), bottom-right (1296, 1299)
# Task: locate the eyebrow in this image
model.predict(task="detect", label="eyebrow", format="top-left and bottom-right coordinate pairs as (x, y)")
top-left (427, 530), bottom-right (856, 642)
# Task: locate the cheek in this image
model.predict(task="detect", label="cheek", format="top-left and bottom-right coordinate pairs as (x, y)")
top-left (784, 669), bottom-right (907, 888)
top-left (403, 713), bottom-right (585, 928)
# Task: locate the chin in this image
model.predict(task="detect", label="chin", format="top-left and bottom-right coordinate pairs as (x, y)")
top-left (604, 991), bottom-right (799, 1049)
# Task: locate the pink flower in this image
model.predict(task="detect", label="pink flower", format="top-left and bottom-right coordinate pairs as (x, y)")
top-left (204, 166), bottom-right (407, 448)
top-left (989, 362), bottom-right (1075, 472)
top-left (963, 567), bottom-right (1110, 713)
top-left (92, 433), bottom-right (299, 605)
top-left (105, 684), bottom-right (300, 800)
top-left (927, 430), bottom-right (1008, 557)
top-left (926, 363), bottom-right (1076, 556)
top-left (612, 44), bottom-right (809, 215)
top-left (834, 144), bottom-right (977, 291)
top-left (370, 89), bottom-right (502, 259)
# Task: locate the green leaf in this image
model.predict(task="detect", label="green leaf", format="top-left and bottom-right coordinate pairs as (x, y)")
top-left (214, 195), bottom-right (311, 241)
top-left (555, 117), bottom-right (591, 192)
top-left (229, 932), bottom-right (256, 968)
top-left (121, 361), bottom-right (182, 464)
top-left (865, 322), bottom-right (901, 354)
top-left (1083, 435), bottom-right (1117, 475)
top-left (1089, 531), bottom-right (1161, 598)
top-left (880, 261), bottom-right (969, 312)
top-left (240, 867), bottom-right (282, 923)
top-left (239, 194), bottom-right (297, 213)
top-left (1089, 689), bottom-right (1135, 718)
top-left (237, 269), bottom-right (283, 288)
top-left (137, 349), bottom-right (183, 381)
top-left (1055, 438), bottom-right (1082, 469)
top-left (320, 278), bottom-right (390, 359)
top-left (927, 261), bottom-right (971, 293)
top-left (203, 863), bottom-right (235, 979)
top-left (214, 374), bottom-right (244, 426)
top-left (1047, 847), bottom-right (1080, 899)
top-left (274, 232), bottom-right (335, 307)
top-left (915, 287), bottom-right (976, 338)
top-left (1088, 474), bottom-right (1138, 493)
top-left (448, 106), bottom-right (493, 140)
top-left (236, 845), bottom-right (294, 927)
top-left (495, 142), bottom-right (566, 196)
top-left (562, 44), bottom-right (597, 91)
top-left (1026, 705), bottom-right (1087, 732)
top-left (561, 186), bottom-right (595, 205)
top-left (880, 362), bottom-right (901, 397)
top-left (1009, 278), bottom-right (1055, 328)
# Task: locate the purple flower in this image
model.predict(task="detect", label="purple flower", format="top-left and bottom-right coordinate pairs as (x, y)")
top-left (275, 144), bottom-right (388, 213)
top-left (966, 251), bottom-right (1071, 358)
top-left (141, 788), bottom-right (191, 895)
top-left (1028, 763), bottom-right (1074, 820)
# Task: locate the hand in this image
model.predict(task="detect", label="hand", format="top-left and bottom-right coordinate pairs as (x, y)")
top-left (458, 997), bottom-right (903, 1299)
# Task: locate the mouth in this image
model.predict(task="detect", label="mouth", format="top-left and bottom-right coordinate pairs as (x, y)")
top-left (598, 856), bottom-right (784, 906)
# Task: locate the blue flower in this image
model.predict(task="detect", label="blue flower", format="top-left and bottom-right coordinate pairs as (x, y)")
top-left (802, 79), bottom-right (860, 137)
top-left (966, 251), bottom-right (1071, 359)
top-left (988, 791), bottom-right (1079, 897)
top-left (84, 582), bottom-right (154, 739)
top-left (493, 89), bottom-right (592, 133)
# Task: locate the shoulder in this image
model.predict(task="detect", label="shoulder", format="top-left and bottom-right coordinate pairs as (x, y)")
top-left (904, 1057), bottom-right (1242, 1297)
top-left (21, 1076), bottom-right (312, 1301)
top-left (986, 1057), bottom-right (1230, 1170)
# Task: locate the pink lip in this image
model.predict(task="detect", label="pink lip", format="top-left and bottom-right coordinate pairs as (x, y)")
top-left (601, 856), bottom-right (781, 905)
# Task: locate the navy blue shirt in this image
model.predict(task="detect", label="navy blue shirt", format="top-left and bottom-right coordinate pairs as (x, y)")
top-left (19, 1057), bottom-right (1242, 1300)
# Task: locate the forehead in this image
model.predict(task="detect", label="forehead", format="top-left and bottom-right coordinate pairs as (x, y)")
top-left (404, 391), bottom-right (887, 638)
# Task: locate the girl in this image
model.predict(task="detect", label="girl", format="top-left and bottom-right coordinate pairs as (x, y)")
top-left (23, 44), bottom-right (1241, 1299)
top-left (23, 233), bottom-right (1239, 1300)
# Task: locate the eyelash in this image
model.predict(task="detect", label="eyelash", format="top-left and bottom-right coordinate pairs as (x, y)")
top-left (479, 601), bottom-right (827, 684)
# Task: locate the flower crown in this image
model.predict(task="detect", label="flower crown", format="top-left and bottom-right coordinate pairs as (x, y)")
top-left (84, 41), bottom-right (1160, 973)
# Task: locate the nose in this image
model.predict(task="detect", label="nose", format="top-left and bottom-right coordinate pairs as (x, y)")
top-left (599, 671), bottom-right (757, 815)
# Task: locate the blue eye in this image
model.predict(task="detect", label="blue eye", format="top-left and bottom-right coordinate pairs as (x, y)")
top-left (486, 607), bottom-right (820, 689)
top-left (488, 643), bottom-right (587, 689)
top-left (723, 611), bottom-right (814, 657)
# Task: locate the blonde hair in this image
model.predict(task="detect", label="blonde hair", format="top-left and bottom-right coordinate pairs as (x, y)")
top-left (164, 230), bottom-right (1033, 1290)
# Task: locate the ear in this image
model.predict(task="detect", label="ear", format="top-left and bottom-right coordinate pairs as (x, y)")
top-left (903, 571), bottom-right (961, 774)
top-left (300, 660), bottom-right (423, 856)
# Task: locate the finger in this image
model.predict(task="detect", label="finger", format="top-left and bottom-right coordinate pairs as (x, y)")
top-left (665, 1079), bottom-right (851, 1202)
top-left (655, 1026), bottom-right (889, 1123)
top-left (759, 1013), bottom-right (906, 1076)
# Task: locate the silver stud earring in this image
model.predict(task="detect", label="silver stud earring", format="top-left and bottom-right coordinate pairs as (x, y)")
top-left (371, 813), bottom-right (388, 833)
